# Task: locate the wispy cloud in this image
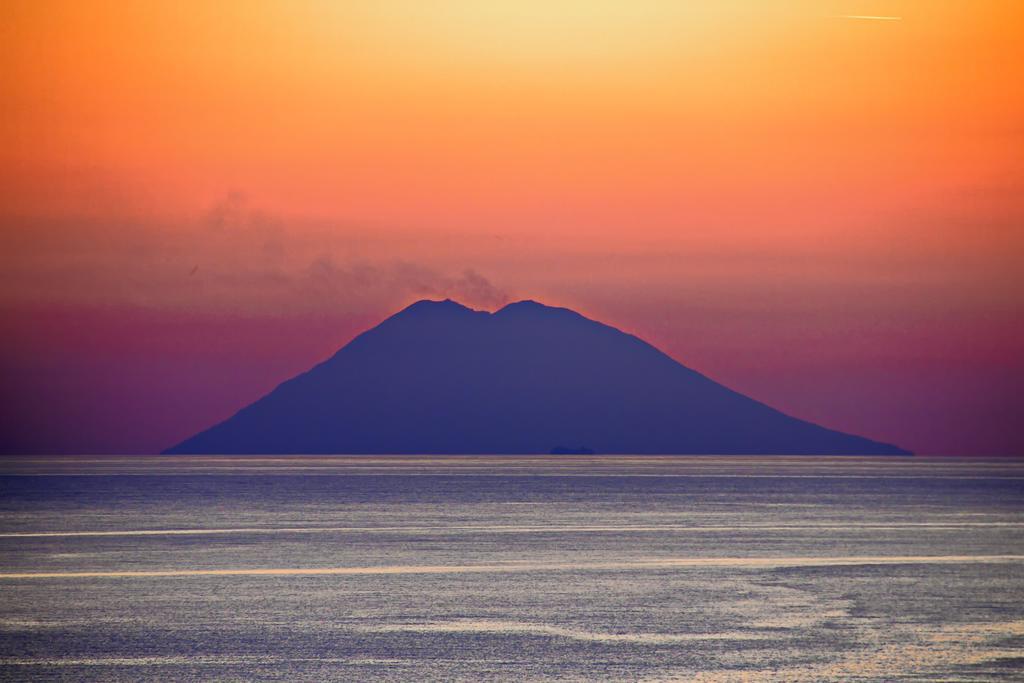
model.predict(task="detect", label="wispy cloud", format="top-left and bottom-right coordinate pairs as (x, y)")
top-left (305, 258), bottom-right (508, 311)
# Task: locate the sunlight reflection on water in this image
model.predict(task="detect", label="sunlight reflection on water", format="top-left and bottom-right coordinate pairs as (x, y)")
top-left (1, 456), bottom-right (1022, 681)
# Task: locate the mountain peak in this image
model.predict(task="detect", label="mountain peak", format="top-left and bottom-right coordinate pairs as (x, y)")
top-left (502, 299), bottom-right (546, 309)
top-left (496, 299), bottom-right (581, 319)
top-left (394, 298), bottom-right (479, 318)
top-left (395, 298), bottom-right (582, 322)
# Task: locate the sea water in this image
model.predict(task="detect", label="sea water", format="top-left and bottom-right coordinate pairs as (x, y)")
top-left (0, 455), bottom-right (1021, 681)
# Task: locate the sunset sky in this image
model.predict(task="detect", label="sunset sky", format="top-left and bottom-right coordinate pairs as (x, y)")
top-left (1, 0), bottom-right (1022, 454)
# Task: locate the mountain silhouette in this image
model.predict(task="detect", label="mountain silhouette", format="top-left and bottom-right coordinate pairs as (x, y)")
top-left (165, 299), bottom-right (909, 455)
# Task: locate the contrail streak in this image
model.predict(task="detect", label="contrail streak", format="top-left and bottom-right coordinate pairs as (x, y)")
top-left (837, 15), bottom-right (902, 21)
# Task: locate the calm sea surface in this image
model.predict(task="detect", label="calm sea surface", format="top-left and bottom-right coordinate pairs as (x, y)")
top-left (0, 455), bottom-right (1022, 681)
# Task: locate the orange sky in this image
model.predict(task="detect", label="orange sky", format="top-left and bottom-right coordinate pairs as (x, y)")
top-left (1, 1), bottom-right (1022, 454)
